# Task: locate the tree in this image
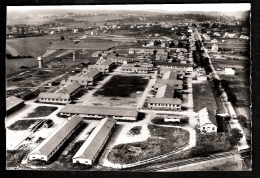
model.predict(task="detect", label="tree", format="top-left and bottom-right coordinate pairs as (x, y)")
top-left (229, 128), bottom-right (243, 146)
top-left (237, 115), bottom-right (248, 128)
top-left (60, 36), bottom-right (65, 41)
top-left (221, 79), bottom-right (229, 90)
top-left (227, 92), bottom-right (237, 105)
top-left (213, 79), bottom-right (221, 89)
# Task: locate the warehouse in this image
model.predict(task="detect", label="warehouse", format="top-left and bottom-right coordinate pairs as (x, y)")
top-left (28, 115), bottom-right (83, 162)
top-left (72, 118), bottom-right (116, 165)
top-left (147, 97), bottom-right (182, 110)
top-left (6, 96), bottom-right (25, 115)
top-left (59, 105), bottom-right (138, 121)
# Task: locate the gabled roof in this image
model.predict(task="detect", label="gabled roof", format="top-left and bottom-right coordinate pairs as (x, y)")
top-left (155, 79), bottom-right (183, 89)
top-left (73, 118), bottom-right (116, 160)
top-left (148, 97), bottom-right (182, 105)
top-left (156, 84), bottom-right (175, 98)
top-left (38, 92), bottom-right (70, 100)
top-left (30, 116), bottom-right (83, 157)
top-left (83, 68), bottom-right (101, 78)
top-left (57, 83), bottom-right (81, 95)
top-left (162, 71), bottom-right (177, 80)
top-left (59, 105), bottom-right (138, 117)
top-left (6, 96), bottom-right (24, 111)
top-left (198, 108), bottom-right (218, 127)
top-left (101, 59), bottom-right (114, 66)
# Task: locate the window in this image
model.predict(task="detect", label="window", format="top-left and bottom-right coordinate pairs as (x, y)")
top-left (203, 127), bottom-right (205, 129)
top-left (41, 157), bottom-right (44, 159)
top-left (212, 127), bottom-right (215, 130)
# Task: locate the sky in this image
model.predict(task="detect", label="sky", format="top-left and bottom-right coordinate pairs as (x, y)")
top-left (8, 4), bottom-right (250, 12)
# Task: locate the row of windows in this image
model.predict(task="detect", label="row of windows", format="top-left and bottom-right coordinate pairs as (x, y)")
top-left (41, 98), bottom-right (68, 102)
top-left (149, 103), bottom-right (180, 107)
top-left (202, 127), bottom-right (215, 130)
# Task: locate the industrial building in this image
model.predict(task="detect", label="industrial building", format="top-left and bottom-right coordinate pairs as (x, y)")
top-left (59, 105), bottom-right (138, 121)
top-left (28, 115), bottom-right (83, 162)
top-left (6, 96), bottom-right (25, 115)
top-left (72, 118), bottom-right (116, 165)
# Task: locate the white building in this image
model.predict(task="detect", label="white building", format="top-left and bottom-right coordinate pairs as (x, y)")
top-left (28, 116), bottom-right (83, 162)
top-left (198, 108), bottom-right (218, 133)
top-left (224, 68), bottom-right (235, 75)
top-left (72, 118), bottom-right (116, 165)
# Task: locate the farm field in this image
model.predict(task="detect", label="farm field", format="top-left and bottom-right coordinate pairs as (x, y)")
top-left (6, 17), bottom-right (57, 25)
top-left (74, 15), bottom-right (124, 22)
top-left (192, 81), bottom-right (218, 112)
top-left (6, 35), bottom-right (60, 57)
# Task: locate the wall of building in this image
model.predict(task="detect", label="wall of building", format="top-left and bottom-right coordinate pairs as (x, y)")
top-left (200, 123), bottom-right (217, 133)
top-left (148, 103), bottom-right (181, 111)
top-left (39, 98), bottom-right (70, 104)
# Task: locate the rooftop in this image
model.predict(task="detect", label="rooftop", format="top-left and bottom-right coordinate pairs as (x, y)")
top-left (6, 96), bottom-right (24, 111)
top-left (59, 105), bottom-right (138, 117)
top-left (38, 93), bottom-right (70, 100)
top-left (30, 115), bottom-right (83, 157)
top-left (198, 107), bottom-right (218, 127)
top-left (148, 97), bottom-right (182, 105)
top-left (73, 118), bottom-right (116, 161)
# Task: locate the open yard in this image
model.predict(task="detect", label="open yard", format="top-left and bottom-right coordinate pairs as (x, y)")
top-left (192, 81), bottom-right (218, 112)
top-left (25, 106), bottom-right (58, 118)
top-left (95, 75), bottom-right (149, 97)
top-left (8, 119), bottom-right (40, 131)
top-left (108, 125), bottom-right (189, 164)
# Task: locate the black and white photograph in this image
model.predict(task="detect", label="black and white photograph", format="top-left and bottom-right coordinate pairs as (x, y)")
top-left (5, 4), bottom-right (251, 171)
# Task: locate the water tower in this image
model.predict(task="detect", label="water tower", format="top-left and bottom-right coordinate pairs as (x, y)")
top-left (38, 56), bottom-right (43, 68)
top-left (73, 52), bottom-right (76, 61)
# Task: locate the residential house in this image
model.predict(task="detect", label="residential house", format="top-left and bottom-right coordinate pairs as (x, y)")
top-left (198, 108), bottom-right (218, 133)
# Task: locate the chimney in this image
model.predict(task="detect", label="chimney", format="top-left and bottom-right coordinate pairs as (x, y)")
top-left (38, 56), bottom-right (43, 68)
top-left (73, 52), bottom-right (75, 61)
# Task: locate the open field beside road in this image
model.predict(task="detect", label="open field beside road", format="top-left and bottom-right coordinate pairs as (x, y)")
top-left (192, 81), bottom-right (218, 112)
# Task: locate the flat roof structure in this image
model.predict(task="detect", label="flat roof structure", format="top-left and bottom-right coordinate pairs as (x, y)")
top-left (73, 118), bottom-right (116, 164)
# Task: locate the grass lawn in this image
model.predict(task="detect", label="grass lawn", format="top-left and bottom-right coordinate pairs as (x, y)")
top-left (94, 75), bottom-right (149, 97)
top-left (193, 81), bottom-right (218, 112)
top-left (127, 126), bottom-right (142, 136)
top-left (25, 106), bottom-right (58, 118)
top-left (151, 117), bottom-right (189, 126)
top-left (108, 125), bottom-right (189, 164)
top-left (7, 119), bottom-right (40, 131)
top-left (6, 149), bottom-right (30, 167)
